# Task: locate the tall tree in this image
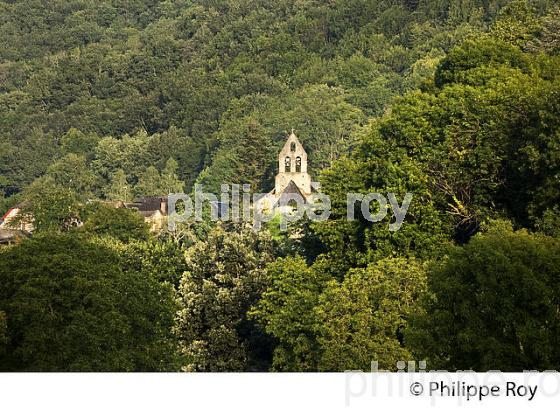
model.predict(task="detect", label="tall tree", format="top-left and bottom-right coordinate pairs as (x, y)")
top-left (0, 233), bottom-right (179, 371)
top-left (175, 225), bottom-right (275, 371)
top-left (105, 169), bottom-right (133, 201)
top-left (407, 222), bottom-right (560, 371)
top-left (160, 158), bottom-right (184, 194)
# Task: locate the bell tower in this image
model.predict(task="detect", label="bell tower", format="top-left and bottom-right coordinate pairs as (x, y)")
top-left (274, 130), bottom-right (312, 196)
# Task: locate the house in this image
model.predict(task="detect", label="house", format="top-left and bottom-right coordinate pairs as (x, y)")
top-left (125, 196), bottom-right (168, 232)
top-left (0, 205), bottom-right (33, 245)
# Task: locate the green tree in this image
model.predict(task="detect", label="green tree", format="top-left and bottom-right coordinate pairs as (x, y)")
top-left (0, 233), bottom-right (178, 371)
top-left (134, 166), bottom-right (163, 197)
top-left (174, 225), bottom-right (275, 371)
top-left (407, 222), bottom-right (560, 371)
top-left (117, 238), bottom-right (187, 288)
top-left (83, 204), bottom-right (150, 243)
top-left (434, 38), bottom-right (530, 87)
top-left (15, 177), bottom-right (81, 233)
top-left (251, 256), bottom-right (328, 371)
top-left (315, 258), bottom-right (427, 371)
top-left (105, 169), bottom-right (133, 201)
top-left (60, 128), bottom-right (100, 160)
top-left (160, 158), bottom-right (184, 194)
top-left (45, 153), bottom-right (97, 198)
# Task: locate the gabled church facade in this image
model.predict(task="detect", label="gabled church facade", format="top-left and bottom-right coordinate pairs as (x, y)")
top-left (275, 130), bottom-right (312, 197)
top-left (257, 130), bottom-right (316, 213)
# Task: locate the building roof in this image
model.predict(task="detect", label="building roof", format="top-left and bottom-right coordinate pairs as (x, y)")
top-left (0, 207), bottom-right (18, 225)
top-left (278, 180), bottom-right (307, 204)
top-left (127, 196), bottom-right (168, 215)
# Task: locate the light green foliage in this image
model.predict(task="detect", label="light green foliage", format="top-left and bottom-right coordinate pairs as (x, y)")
top-left (92, 131), bottom-right (152, 184)
top-left (45, 153), bottom-right (98, 199)
top-left (15, 177), bottom-right (81, 233)
top-left (117, 238), bottom-right (187, 288)
top-left (175, 225), bottom-right (275, 371)
top-left (133, 159), bottom-right (184, 196)
top-left (490, 0), bottom-right (541, 48)
top-left (534, 206), bottom-right (560, 237)
top-left (315, 258), bottom-right (427, 371)
top-left (105, 169), bottom-right (133, 201)
top-left (435, 37), bottom-right (531, 86)
top-left (160, 158), bottom-right (185, 194)
top-left (134, 166), bottom-right (165, 197)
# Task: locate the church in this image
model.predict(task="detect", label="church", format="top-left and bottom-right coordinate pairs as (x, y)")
top-left (257, 130), bottom-right (317, 214)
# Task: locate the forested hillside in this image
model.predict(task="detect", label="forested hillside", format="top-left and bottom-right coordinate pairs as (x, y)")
top-left (3, 0), bottom-right (557, 202)
top-left (1, 0), bottom-right (560, 371)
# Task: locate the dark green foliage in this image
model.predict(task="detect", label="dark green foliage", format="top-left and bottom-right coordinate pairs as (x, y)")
top-left (251, 256), bottom-right (328, 371)
top-left (0, 233), bottom-right (179, 371)
top-left (4, 0), bottom-right (549, 198)
top-left (118, 238), bottom-right (188, 288)
top-left (407, 222), bottom-right (560, 371)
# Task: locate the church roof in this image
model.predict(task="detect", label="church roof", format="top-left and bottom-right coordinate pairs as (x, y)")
top-left (278, 180), bottom-right (307, 203)
top-left (282, 180), bottom-right (304, 196)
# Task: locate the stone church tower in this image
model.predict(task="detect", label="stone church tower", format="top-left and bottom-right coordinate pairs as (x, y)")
top-left (274, 130), bottom-right (312, 197)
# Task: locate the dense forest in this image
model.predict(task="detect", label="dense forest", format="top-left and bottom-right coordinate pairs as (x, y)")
top-left (1, 0), bottom-right (560, 371)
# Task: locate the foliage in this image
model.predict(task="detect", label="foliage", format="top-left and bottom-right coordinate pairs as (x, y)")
top-left (251, 256), bottom-right (328, 371)
top-left (407, 222), bottom-right (560, 371)
top-left (14, 177), bottom-right (81, 233)
top-left (105, 169), bottom-right (133, 201)
top-left (315, 258), bottom-right (427, 371)
top-left (0, 233), bottom-right (179, 371)
top-left (175, 225), bottom-right (276, 371)
top-left (82, 204), bottom-right (150, 243)
top-left (0, 0), bottom-right (559, 373)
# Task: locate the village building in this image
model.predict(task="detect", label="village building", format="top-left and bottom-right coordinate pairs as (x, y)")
top-left (257, 130), bottom-right (317, 214)
top-left (125, 196), bottom-right (168, 232)
top-left (0, 205), bottom-right (33, 245)
top-left (0, 129), bottom-right (314, 240)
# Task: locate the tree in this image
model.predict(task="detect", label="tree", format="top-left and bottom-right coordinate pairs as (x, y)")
top-left (0, 233), bottom-right (179, 371)
top-left (160, 158), bottom-right (184, 194)
top-left (250, 256), bottom-right (328, 371)
top-left (83, 204), bottom-right (150, 243)
top-left (60, 128), bottom-right (100, 160)
top-left (15, 177), bottom-right (81, 233)
top-left (174, 225), bottom-right (275, 371)
top-left (118, 238), bottom-right (187, 288)
top-left (0, 310), bottom-right (6, 355)
top-left (490, 0), bottom-right (540, 49)
top-left (105, 169), bottom-right (133, 201)
top-left (315, 258), bottom-right (427, 371)
top-left (407, 222), bottom-right (560, 371)
top-left (134, 166), bottom-right (164, 197)
top-left (434, 38), bottom-right (530, 87)
top-left (45, 153), bottom-right (97, 198)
